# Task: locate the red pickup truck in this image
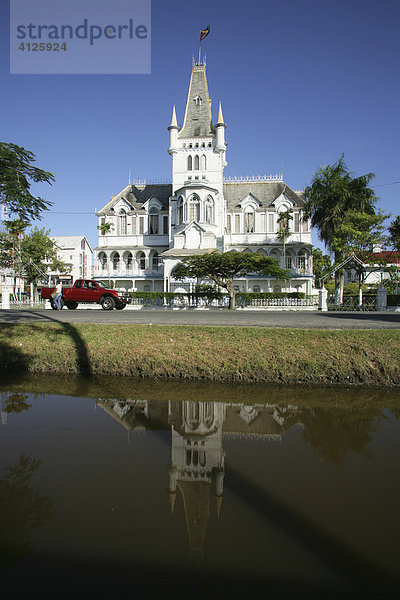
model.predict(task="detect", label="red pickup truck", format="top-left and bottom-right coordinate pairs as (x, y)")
top-left (41, 279), bottom-right (130, 310)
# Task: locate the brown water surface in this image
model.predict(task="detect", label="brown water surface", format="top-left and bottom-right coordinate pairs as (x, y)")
top-left (0, 376), bottom-right (399, 599)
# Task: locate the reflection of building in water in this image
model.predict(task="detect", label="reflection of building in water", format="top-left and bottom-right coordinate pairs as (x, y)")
top-left (97, 398), bottom-right (151, 432)
top-left (224, 403), bottom-right (304, 441)
top-left (96, 398), bottom-right (305, 557)
top-left (168, 401), bottom-right (226, 557)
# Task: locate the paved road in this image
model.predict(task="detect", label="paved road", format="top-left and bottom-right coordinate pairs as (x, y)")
top-left (1, 308), bottom-right (399, 329)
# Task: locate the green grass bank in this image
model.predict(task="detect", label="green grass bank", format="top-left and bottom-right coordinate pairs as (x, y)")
top-left (1, 323), bottom-right (399, 386)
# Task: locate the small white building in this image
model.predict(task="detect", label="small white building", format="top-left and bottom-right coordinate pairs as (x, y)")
top-left (344, 251), bottom-right (400, 288)
top-left (94, 58), bottom-right (313, 294)
top-left (0, 269), bottom-right (24, 298)
top-left (49, 235), bottom-right (93, 283)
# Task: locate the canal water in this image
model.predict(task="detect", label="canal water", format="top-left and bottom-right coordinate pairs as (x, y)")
top-left (0, 376), bottom-right (399, 599)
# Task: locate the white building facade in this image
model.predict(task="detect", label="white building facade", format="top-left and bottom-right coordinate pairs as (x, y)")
top-left (94, 59), bottom-right (313, 294)
top-left (49, 235), bottom-right (93, 283)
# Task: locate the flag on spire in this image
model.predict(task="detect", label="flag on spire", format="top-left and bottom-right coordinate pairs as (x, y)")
top-left (200, 25), bottom-right (210, 41)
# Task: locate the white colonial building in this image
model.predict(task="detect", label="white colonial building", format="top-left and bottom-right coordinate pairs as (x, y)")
top-left (94, 58), bottom-right (313, 294)
top-left (49, 235), bottom-right (93, 283)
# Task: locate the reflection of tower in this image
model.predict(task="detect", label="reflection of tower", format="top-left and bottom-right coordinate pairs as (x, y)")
top-left (168, 401), bottom-right (226, 558)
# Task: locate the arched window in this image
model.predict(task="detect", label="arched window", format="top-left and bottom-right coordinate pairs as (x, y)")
top-left (148, 207), bottom-right (159, 234)
top-left (187, 402), bottom-right (200, 430)
top-left (285, 253), bottom-right (293, 269)
top-left (194, 155), bottom-right (200, 170)
top-left (137, 251), bottom-right (146, 270)
top-left (124, 251), bottom-right (133, 271)
top-left (297, 250), bottom-right (307, 271)
top-left (111, 252), bottom-right (120, 270)
top-left (177, 196), bottom-right (184, 225)
top-left (118, 209), bottom-right (127, 235)
top-left (151, 251), bottom-right (159, 270)
top-left (205, 196), bottom-right (214, 223)
top-left (188, 195), bottom-right (200, 221)
top-left (187, 155), bottom-right (192, 171)
top-left (203, 402), bottom-right (214, 428)
top-left (98, 252), bottom-right (107, 270)
top-left (244, 209), bottom-right (255, 233)
top-left (200, 154), bottom-right (206, 170)
top-left (269, 249), bottom-right (281, 267)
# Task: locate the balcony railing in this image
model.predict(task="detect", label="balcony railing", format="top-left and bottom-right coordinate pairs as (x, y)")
top-left (95, 265), bottom-right (164, 277)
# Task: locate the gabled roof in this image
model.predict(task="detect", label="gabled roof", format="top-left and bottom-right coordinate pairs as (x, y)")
top-left (223, 181), bottom-right (305, 211)
top-left (51, 235), bottom-right (93, 253)
top-left (178, 220), bottom-right (207, 234)
top-left (96, 184), bottom-right (172, 215)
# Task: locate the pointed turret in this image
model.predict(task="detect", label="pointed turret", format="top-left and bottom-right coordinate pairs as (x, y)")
top-left (169, 490), bottom-right (177, 514)
top-left (168, 105), bottom-right (178, 130)
top-left (216, 495), bottom-right (223, 518)
top-left (216, 101), bottom-right (225, 126)
top-left (215, 101), bottom-right (226, 153)
top-left (168, 105), bottom-right (179, 155)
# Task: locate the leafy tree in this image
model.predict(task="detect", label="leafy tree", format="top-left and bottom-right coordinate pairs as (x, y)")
top-left (331, 210), bottom-right (387, 305)
top-left (301, 406), bottom-right (382, 466)
top-left (388, 215), bottom-right (400, 251)
top-left (304, 155), bottom-right (377, 303)
top-left (20, 227), bottom-right (68, 298)
top-left (312, 248), bottom-right (332, 288)
top-left (0, 142), bottom-right (54, 223)
top-left (0, 454), bottom-right (55, 567)
top-left (194, 283), bottom-right (223, 306)
top-left (171, 250), bottom-right (289, 309)
top-left (2, 393), bottom-right (31, 414)
top-left (0, 220), bottom-right (29, 295)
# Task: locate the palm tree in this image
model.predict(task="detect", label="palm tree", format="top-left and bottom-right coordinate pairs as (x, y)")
top-left (304, 155), bottom-right (377, 303)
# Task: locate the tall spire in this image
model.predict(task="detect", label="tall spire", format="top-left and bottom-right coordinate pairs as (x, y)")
top-left (178, 62), bottom-right (214, 138)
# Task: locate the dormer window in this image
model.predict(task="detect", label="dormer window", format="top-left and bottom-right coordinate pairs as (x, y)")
top-left (244, 209), bottom-right (255, 233)
top-left (118, 209), bottom-right (127, 235)
top-left (148, 207), bottom-right (159, 234)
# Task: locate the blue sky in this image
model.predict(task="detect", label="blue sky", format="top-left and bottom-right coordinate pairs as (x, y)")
top-left (1, 0), bottom-right (399, 253)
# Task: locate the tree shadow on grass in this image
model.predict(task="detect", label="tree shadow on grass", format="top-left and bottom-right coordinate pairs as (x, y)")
top-left (0, 313), bottom-right (93, 379)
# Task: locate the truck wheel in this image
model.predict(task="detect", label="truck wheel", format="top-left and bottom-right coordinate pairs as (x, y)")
top-left (66, 301), bottom-right (78, 310)
top-left (115, 303), bottom-right (126, 310)
top-left (101, 296), bottom-right (116, 310)
top-left (50, 299), bottom-right (57, 310)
